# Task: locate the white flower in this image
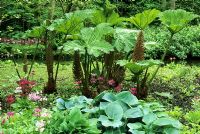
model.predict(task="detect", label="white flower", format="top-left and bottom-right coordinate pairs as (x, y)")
top-left (15, 87), bottom-right (22, 93)
top-left (35, 120), bottom-right (45, 132)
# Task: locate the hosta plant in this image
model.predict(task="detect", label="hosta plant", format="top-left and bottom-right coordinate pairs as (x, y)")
top-left (44, 108), bottom-right (101, 134)
top-left (56, 91), bottom-right (182, 134)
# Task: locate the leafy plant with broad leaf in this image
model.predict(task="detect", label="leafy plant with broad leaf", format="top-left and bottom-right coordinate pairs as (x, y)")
top-left (55, 91), bottom-right (182, 134)
top-left (149, 9), bottom-right (198, 85)
top-left (63, 23), bottom-right (114, 97)
top-left (122, 9), bottom-right (161, 99)
top-left (45, 108), bottom-right (101, 134)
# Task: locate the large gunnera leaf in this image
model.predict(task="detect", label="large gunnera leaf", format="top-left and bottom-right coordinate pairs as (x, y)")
top-left (159, 9), bottom-right (198, 34)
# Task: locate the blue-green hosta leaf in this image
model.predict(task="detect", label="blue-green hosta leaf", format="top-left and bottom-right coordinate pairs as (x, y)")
top-left (153, 118), bottom-right (182, 129)
top-left (129, 130), bottom-right (145, 134)
top-left (124, 107), bottom-right (143, 119)
top-left (127, 9), bottom-right (160, 30)
top-left (142, 113), bottom-right (158, 125)
top-left (65, 100), bottom-right (75, 109)
top-left (100, 102), bottom-right (110, 110)
top-left (115, 100), bottom-right (130, 112)
top-left (102, 92), bottom-right (117, 102)
top-left (163, 128), bottom-right (180, 134)
top-left (93, 91), bottom-right (107, 103)
top-left (160, 9), bottom-right (198, 34)
top-left (98, 115), bottom-right (123, 128)
top-left (127, 122), bottom-right (143, 130)
top-left (114, 28), bottom-right (138, 52)
top-left (156, 112), bottom-right (169, 118)
top-left (103, 129), bottom-right (124, 134)
top-left (116, 91), bottom-right (139, 106)
top-left (105, 102), bottom-right (124, 120)
top-left (81, 107), bottom-right (99, 113)
top-left (56, 98), bottom-right (65, 110)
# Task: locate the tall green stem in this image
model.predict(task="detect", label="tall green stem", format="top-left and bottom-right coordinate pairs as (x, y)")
top-left (148, 33), bottom-right (174, 85)
top-left (55, 36), bottom-right (67, 82)
top-left (12, 55), bottom-right (21, 79)
top-left (27, 39), bottom-right (39, 80)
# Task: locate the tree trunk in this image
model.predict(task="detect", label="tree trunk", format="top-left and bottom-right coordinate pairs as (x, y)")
top-left (170, 0), bottom-right (176, 10)
top-left (73, 51), bottom-right (83, 81)
top-left (43, 0), bottom-right (56, 94)
top-left (161, 0), bottom-right (167, 10)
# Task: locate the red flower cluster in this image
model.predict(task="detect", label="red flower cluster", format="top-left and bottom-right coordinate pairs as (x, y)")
top-left (16, 79), bottom-right (36, 96)
top-left (17, 79), bottom-right (35, 88)
top-left (6, 95), bottom-right (15, 104)
top-left (130, 88), bottom-right (137, 95)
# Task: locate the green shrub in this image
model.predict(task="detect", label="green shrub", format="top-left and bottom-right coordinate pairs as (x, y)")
top-left (145, 25), bottom-right (200, 59)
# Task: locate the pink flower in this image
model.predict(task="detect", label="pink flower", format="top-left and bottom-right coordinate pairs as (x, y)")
top-left (75, 81), bottom-right (82, 85)
top-left (41, 112), bottom-right (50, 117)
top-left (98, 77), bottom-right (104, 81)
top-left (130, 88), bottom-right (137, 95)
top-left (90, 77), bottom-right (97, 84)
top-left (33, 108), bottom-right (42, 117)
top-left (28, 93), bottom-right (41, 101)
top-left (7, 112), bottom-right (14, 117)
top-left (108, 79), bottom-right (116, 86)
top-left (35, 108), bottom-right (42, 113)
top-left (115, 84), bottom-right (122, 92)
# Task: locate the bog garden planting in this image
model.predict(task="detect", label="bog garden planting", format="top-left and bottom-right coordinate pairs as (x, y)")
top-left (0, 0), bottom-right (200, 133)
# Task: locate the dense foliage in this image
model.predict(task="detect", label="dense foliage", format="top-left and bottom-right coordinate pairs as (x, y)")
top-left (0, 0), bottom-right (200, 134)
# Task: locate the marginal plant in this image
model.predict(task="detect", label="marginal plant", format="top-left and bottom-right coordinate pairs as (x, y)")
top-left (127, 9), bottom-right (160, 62)
top-left (123, 9), bottom-right (160, 99)
top-left (117, 59), bottom-right (162, 99)
top-left (63, 23), bottom-right (114, 97)
top-left (149, 9), bottom-right (198, 84)
top-left (91, 0), bottom-right (125, 82)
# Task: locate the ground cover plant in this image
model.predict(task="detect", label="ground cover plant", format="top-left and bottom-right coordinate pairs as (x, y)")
top-left (0, 0), bottom-right (200, 133)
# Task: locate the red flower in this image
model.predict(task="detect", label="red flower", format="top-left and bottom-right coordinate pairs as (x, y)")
top-left (1, 118), bottom-right (6, 125)
top-left (130, 88), bottom-right (137, 95)
top-left (17, 79), bottom-right (35, 87)
top-left (108, 79), bottom-right (116, 87)
top-left (115, 84), bottom-right (122, 92)
top-left (6, 95), bottom-right (15, 104)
